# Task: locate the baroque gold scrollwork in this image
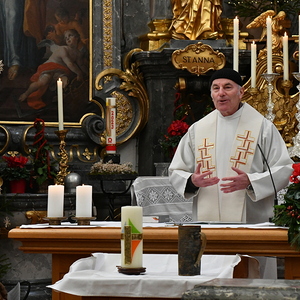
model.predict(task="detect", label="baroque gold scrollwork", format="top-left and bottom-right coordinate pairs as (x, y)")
top-left (242, 10), bottom-right (297, 149)
top-left (95, 49), bottom-right (149, 144)
top-left (243, 54), bottom-right (298, 148)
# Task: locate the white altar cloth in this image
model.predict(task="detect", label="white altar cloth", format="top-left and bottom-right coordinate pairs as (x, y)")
top-left (48, 253), bottom-right (242, 298)
top-left (131, 176), bottom-right (193, 222)
top-left (20, 221), bottom-right (286, 229)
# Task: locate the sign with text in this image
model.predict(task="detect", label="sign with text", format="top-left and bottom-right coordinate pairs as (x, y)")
top-left (172, 42), bottom-right (226, 76)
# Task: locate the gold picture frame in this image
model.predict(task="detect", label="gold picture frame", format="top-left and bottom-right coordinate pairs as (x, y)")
top-left (0, 0), bottom-right (102, 127)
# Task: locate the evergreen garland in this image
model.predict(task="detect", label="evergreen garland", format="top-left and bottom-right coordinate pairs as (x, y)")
top-left (225, 0), bottom-right (300, 20)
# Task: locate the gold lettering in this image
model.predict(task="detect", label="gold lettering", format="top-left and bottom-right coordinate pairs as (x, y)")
top-left (172, 42), bottom-right (225, 75)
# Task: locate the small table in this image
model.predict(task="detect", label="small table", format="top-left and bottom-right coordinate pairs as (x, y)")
top-left (92, 174), bottom-right (137, 220)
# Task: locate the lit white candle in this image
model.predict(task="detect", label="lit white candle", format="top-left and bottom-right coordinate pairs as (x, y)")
top-left (251, 41), bottom-right (257, 88)
top-left (233, 16), bottom-right (239, 72)
top-left (121, 206), bottom-right (143, 268)
top-left (57, 78), bottom-right (64, 130)
top-left (266, 16), bottom-right (272, 74)
top-left (47, 185), bottom-right (64, 218)
top-left (106, 97), bottom-right (116, 154)
top-left (282, 32), bottom-right (289, 81)
top-left (76, 185), bottom-right (93, 217)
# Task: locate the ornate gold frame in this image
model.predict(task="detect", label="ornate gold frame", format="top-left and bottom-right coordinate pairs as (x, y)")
top-left (0, 0), bottom-right (103, 128)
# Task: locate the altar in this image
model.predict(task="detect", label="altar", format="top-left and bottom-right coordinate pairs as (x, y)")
top-left (8, 222), bottom-right (300, 300)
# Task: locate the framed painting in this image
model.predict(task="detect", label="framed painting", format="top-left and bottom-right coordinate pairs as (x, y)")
top-left (0, 0), bottom-right (101, 126)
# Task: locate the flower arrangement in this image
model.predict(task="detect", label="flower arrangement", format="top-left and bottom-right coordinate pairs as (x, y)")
top-left (160, 120), bottom-right (189, 158)
top-left (1, 153), bottom-right (30, 181)
top-left (273, 163), bottom-right (300, 250)
top-left (90, 160), bottom-right (137, 175)
top-left (159, 91), bottom-right (190, 159)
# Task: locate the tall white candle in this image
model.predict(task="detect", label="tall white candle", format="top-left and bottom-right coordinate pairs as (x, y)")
top-left (266, 16), bottom-right (272, 74)
top-left (106, 97), bottom-right (116, 154)
top-left (233, 16), bottom-right (239, 72)
top-left (47, 185), bottom-right (64, 218)
top-left (251, 41), bottom-right (257, 88)
top-left (121, 206), bottom-right (143, 268)
top-left (76, 185), bottom-right (93, 217)
top-left (57, 78), bottom-right (64, 130)
top-left (282, 32), bottom-right (289, 81)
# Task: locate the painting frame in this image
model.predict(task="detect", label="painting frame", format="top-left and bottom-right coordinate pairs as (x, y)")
top-left (0, 0), bottom-right (102, 127)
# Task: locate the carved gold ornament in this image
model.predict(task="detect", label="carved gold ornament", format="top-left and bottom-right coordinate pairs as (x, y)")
top-left (95, 49), bottom-right (149, 144)
top-left (172, 42), bottom-right (226, 76)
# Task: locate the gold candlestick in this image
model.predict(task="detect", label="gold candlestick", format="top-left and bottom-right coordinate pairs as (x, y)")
top-left (55, 129), bottom-right (70, 185)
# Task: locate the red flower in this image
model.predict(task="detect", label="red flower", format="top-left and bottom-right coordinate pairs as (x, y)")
top-left (3, 155), bottom-right (28, 168)
top-left (167, 120), bottom-right (189, 137)
top-left (290, 163), bottom-right (300, 184)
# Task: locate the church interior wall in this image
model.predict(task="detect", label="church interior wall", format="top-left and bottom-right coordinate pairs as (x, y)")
top-left (0, 0), bottom-right (299, 296)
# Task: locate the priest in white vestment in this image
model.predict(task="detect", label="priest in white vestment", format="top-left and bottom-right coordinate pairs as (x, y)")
top-left (169, 68), bottom-right (293, 223)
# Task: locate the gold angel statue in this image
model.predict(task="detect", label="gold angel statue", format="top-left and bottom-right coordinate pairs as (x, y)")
top-left (169, 0), bottom-right (223, 40)
top-left (246, 10), bottom-right (288, 54)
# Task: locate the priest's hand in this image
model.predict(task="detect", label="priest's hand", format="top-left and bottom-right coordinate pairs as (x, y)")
top-left (191, 163), bottom-right (220, 187)
top-left (220, 167), bottom-right (250, 193)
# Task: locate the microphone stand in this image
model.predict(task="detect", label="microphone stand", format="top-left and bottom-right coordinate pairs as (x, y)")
top-left (257, 144), bottom-right (278, 206)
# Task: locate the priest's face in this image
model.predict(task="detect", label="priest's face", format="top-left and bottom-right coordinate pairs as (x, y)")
top-left (210, 78), bottom-right (244, 116)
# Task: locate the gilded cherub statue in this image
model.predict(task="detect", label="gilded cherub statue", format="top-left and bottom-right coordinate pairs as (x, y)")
top-left (169, 0), bottom-right (223, 40)
top-left (246, 10), bottom-right (288, 54)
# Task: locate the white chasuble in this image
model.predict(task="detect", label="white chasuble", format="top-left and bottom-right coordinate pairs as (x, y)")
top-left (194, 103), bottom-right (264, 222)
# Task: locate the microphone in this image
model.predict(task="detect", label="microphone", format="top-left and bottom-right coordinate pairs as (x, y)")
top-left (257, 144), bottom-right (278, 206)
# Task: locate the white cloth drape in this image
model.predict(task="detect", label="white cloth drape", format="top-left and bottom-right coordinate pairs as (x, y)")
top-left (49, 253), bottom-right (244, 298)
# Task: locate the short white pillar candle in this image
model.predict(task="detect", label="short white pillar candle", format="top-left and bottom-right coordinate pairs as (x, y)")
top-left (76, 185), bottom-right (93, 217)
top-left (47, 185), bottom-right (64, 218)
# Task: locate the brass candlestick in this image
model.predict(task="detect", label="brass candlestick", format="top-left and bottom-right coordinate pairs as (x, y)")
top-left (55, 129), bottom-right (70, 185)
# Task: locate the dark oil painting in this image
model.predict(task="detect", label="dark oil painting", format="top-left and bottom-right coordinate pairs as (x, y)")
top-left (0, 0), bottom-right (97, 125)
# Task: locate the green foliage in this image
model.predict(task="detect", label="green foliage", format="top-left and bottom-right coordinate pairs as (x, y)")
top-left (30, 144), bottom-right (57, 186)
top-left (273, 183), bottom-right (300, 251)
top-left (0, 166), bottom-right (30, 181)
top-left (225, 0), bottom-right (300, 20)
top-left (0, 154), bottom-right (30, 181)
top-left (30, 118), bottom-right (57, 187)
